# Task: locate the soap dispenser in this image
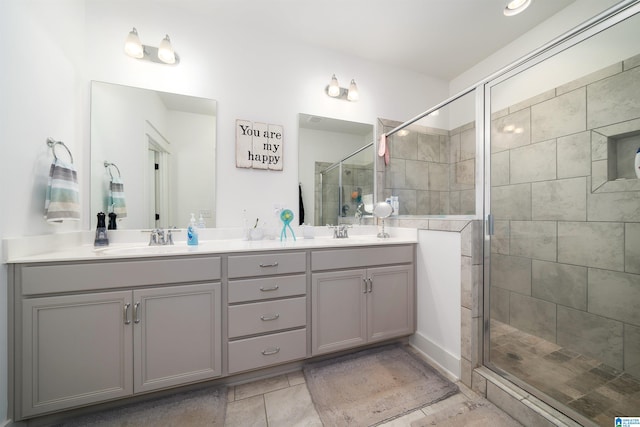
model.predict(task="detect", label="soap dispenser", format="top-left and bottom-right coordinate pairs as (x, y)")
top-left (187, 213), bottom-right (199, 246)
top-left (94, 212), bottom-right (109, 247)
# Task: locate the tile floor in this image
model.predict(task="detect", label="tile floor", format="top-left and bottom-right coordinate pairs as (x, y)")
top-left (490, 320), bottom-right (640, 427)
top-left (225, 369), bottom-right (520, 426)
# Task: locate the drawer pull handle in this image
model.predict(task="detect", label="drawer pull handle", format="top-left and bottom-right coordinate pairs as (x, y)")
top-left (260, 285), bottom-right (280, 292)
top-left (260, 313), bottom-right (280, 321)
top-left (368, 278), bottom-right (373, 293)
top-left (262, 347), bottom-right (280, 356)
top-left (133, 302), bottom-right (141, 324)
top-left (259, 262), bottom-right (279, 268)
top-left (123, 303), bottom-right (131, 325)
top-left (362, 278), bottom-right (368, 293)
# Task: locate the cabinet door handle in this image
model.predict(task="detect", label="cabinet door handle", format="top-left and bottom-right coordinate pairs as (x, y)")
top-left (362, 278), bottom-right (368, 293)
top-left (368, 278), bottom-right (373, 293)
top-left (123, 303), bottom-right (131, 325)
top-left (259, 262), bottom-right (279, 268)
top-left (259, 285), bottom-right (280, 292)
top-left (261, 347), bottom-right (280, 356)
top-left (133, 302), bottom-right (141, 324)
top-left (260, 313), bottom-right (280, 321)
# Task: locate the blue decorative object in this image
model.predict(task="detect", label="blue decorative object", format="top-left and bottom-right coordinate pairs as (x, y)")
top-left (280, 209), bottom-right (296, 241)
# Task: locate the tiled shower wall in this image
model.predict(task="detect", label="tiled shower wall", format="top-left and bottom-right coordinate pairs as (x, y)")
top-left (377, 118), bottom-right (476, 216)
top-left (490, 54), bottom-right (640, 376)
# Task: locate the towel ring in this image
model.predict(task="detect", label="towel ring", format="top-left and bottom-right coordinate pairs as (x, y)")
top-left (46, 137), bottom-right (74, 164)
top-left (104, 161), bottom-right (122, 179)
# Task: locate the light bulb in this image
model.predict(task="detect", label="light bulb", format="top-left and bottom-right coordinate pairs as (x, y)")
top-left (158, 35), bottom-right (176, 64)
top-left (347, 79), bottom-right (359, 102)
top-left (504, 0), bottom-right (531, 16)
top-left (327, 74), bottom-right (340, 97)
top-left (124, 28), bottom-right (144, 59)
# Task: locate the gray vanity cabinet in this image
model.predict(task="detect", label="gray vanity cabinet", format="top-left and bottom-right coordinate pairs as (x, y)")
top-left (21, 291), bottom-right (134, 417)
top-left (311, 245), bottom-right (415, 356)
top-left (133, 283), bottom-right (222, 393)
top-left (14, 257), bottom-right (222, 419)
top-left (227, 252), bottom-right (308, 374)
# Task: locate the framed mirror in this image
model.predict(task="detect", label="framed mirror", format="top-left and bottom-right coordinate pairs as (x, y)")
top-left (298, 114), bottom-right (374, 226)
top-left (90, 81), bottom-right (217, 229)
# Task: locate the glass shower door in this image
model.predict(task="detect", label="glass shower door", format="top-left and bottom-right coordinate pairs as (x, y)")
top-left (319, 164), bottom-right (341, 226)
top-left (485, 6), bottom-right (640, 426)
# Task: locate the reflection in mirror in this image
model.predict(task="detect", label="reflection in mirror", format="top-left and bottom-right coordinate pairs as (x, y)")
top-left (91, 82), bottom-right (217, 229)
top-left (378, 89), bottom-right (477, 216)
top-left (298, 114), bottom-right (374, 226)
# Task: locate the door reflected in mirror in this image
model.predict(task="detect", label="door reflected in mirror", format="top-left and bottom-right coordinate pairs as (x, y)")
top-left (90, 82), bottom-right (217, 229)
top-left (298, 114), bottom-right (374, 226)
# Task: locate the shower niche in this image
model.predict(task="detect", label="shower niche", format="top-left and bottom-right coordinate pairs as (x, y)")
top-left (592, 123), bottom-right (640, 192)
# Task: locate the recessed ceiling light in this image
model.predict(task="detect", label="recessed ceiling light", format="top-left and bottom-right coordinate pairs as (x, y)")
top-left (504, 0), bottom-right (531, 16)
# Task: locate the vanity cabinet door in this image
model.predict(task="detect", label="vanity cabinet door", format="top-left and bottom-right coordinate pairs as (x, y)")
top-left (133, 283), bottom-right (221, 393)
top-left (311, 269), bottom-right (367, 355)
top-left (367, 265), bottom-right (414, 343)
top-left (21, 291), bottom-right (133, 418)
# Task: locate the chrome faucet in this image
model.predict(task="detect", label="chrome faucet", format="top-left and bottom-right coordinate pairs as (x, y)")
top-left (148, 228), bottom-right (178, 245)
top-left (328, 224), bottom-right (351, 239)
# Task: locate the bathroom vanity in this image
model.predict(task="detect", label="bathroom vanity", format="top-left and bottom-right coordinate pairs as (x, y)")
top-left (6, 231), bottom-right (416, 421)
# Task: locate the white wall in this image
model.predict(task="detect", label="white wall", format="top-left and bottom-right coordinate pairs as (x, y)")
top-left (0, 0), bottom-right (87, 422)
top-left (82, 1), bottom-right (449, 228)
top-left (411, 230), bottom-right (462, 378)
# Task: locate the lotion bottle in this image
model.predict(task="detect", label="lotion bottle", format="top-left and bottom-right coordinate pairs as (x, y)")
top-left (187, 213), bottom-right (199, 246)
top-left (635, 147), bottom-right (640, 179)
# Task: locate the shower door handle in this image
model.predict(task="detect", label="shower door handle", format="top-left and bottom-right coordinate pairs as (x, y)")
top-left (487, 214), bottom-right (495, 236)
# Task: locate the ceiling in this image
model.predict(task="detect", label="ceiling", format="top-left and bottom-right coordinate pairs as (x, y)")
top-left (168, 0), bottom-right (578, 80)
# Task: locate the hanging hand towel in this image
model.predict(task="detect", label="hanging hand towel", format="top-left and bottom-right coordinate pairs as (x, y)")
top-left (378, 133), bottom-right (390, 165)
top-left (109, 176), bottom-right (127, 218)
top-left (44, 159), bottom-right (80, 222)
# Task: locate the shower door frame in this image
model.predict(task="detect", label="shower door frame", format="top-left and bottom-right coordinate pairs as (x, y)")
top-left (481, 1), bottom-right (640, 424)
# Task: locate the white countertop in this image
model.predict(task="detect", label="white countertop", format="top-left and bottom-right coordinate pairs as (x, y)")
top-left (3, 226), bottom-right (418, 263)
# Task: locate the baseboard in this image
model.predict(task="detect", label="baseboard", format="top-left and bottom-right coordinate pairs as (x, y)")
top-left (409, 332), bottom-right (460, 381)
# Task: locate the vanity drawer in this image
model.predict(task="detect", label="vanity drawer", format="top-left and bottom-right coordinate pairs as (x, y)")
top-left (228, 297), bottom-right (306, 338)
top-left (228, 328), bottom-right (307, 374)
top-left (228, 274), bottom-right (306, 303)
top-left (19, 257), bottom-right (221, 295)
top-left (227, 252), bottom-right (306, 278)
top-left (312, 245), bottom-right (414, 271)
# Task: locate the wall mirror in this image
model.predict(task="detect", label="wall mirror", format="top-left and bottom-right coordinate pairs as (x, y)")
top-left (90, 81), bottom-right (217, 229)
top-left (298, 114), bottom-right (374, 226)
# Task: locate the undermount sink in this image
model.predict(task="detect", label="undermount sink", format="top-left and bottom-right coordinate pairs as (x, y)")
top-left (98, 244), bottom-right (201, 256)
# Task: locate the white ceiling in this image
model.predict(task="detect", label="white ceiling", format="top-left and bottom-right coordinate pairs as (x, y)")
top-left (168, 0), bottom-right (578, 80)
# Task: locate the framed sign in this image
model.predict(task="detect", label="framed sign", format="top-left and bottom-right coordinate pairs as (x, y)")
top-left (236, 119), bottom-right (283, 170)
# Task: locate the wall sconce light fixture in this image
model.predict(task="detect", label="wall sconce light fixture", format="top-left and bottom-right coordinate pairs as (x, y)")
top-left (124, 27), bottom-right (180, 65)
top-left (325, 74), bottom-right (359, 102)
